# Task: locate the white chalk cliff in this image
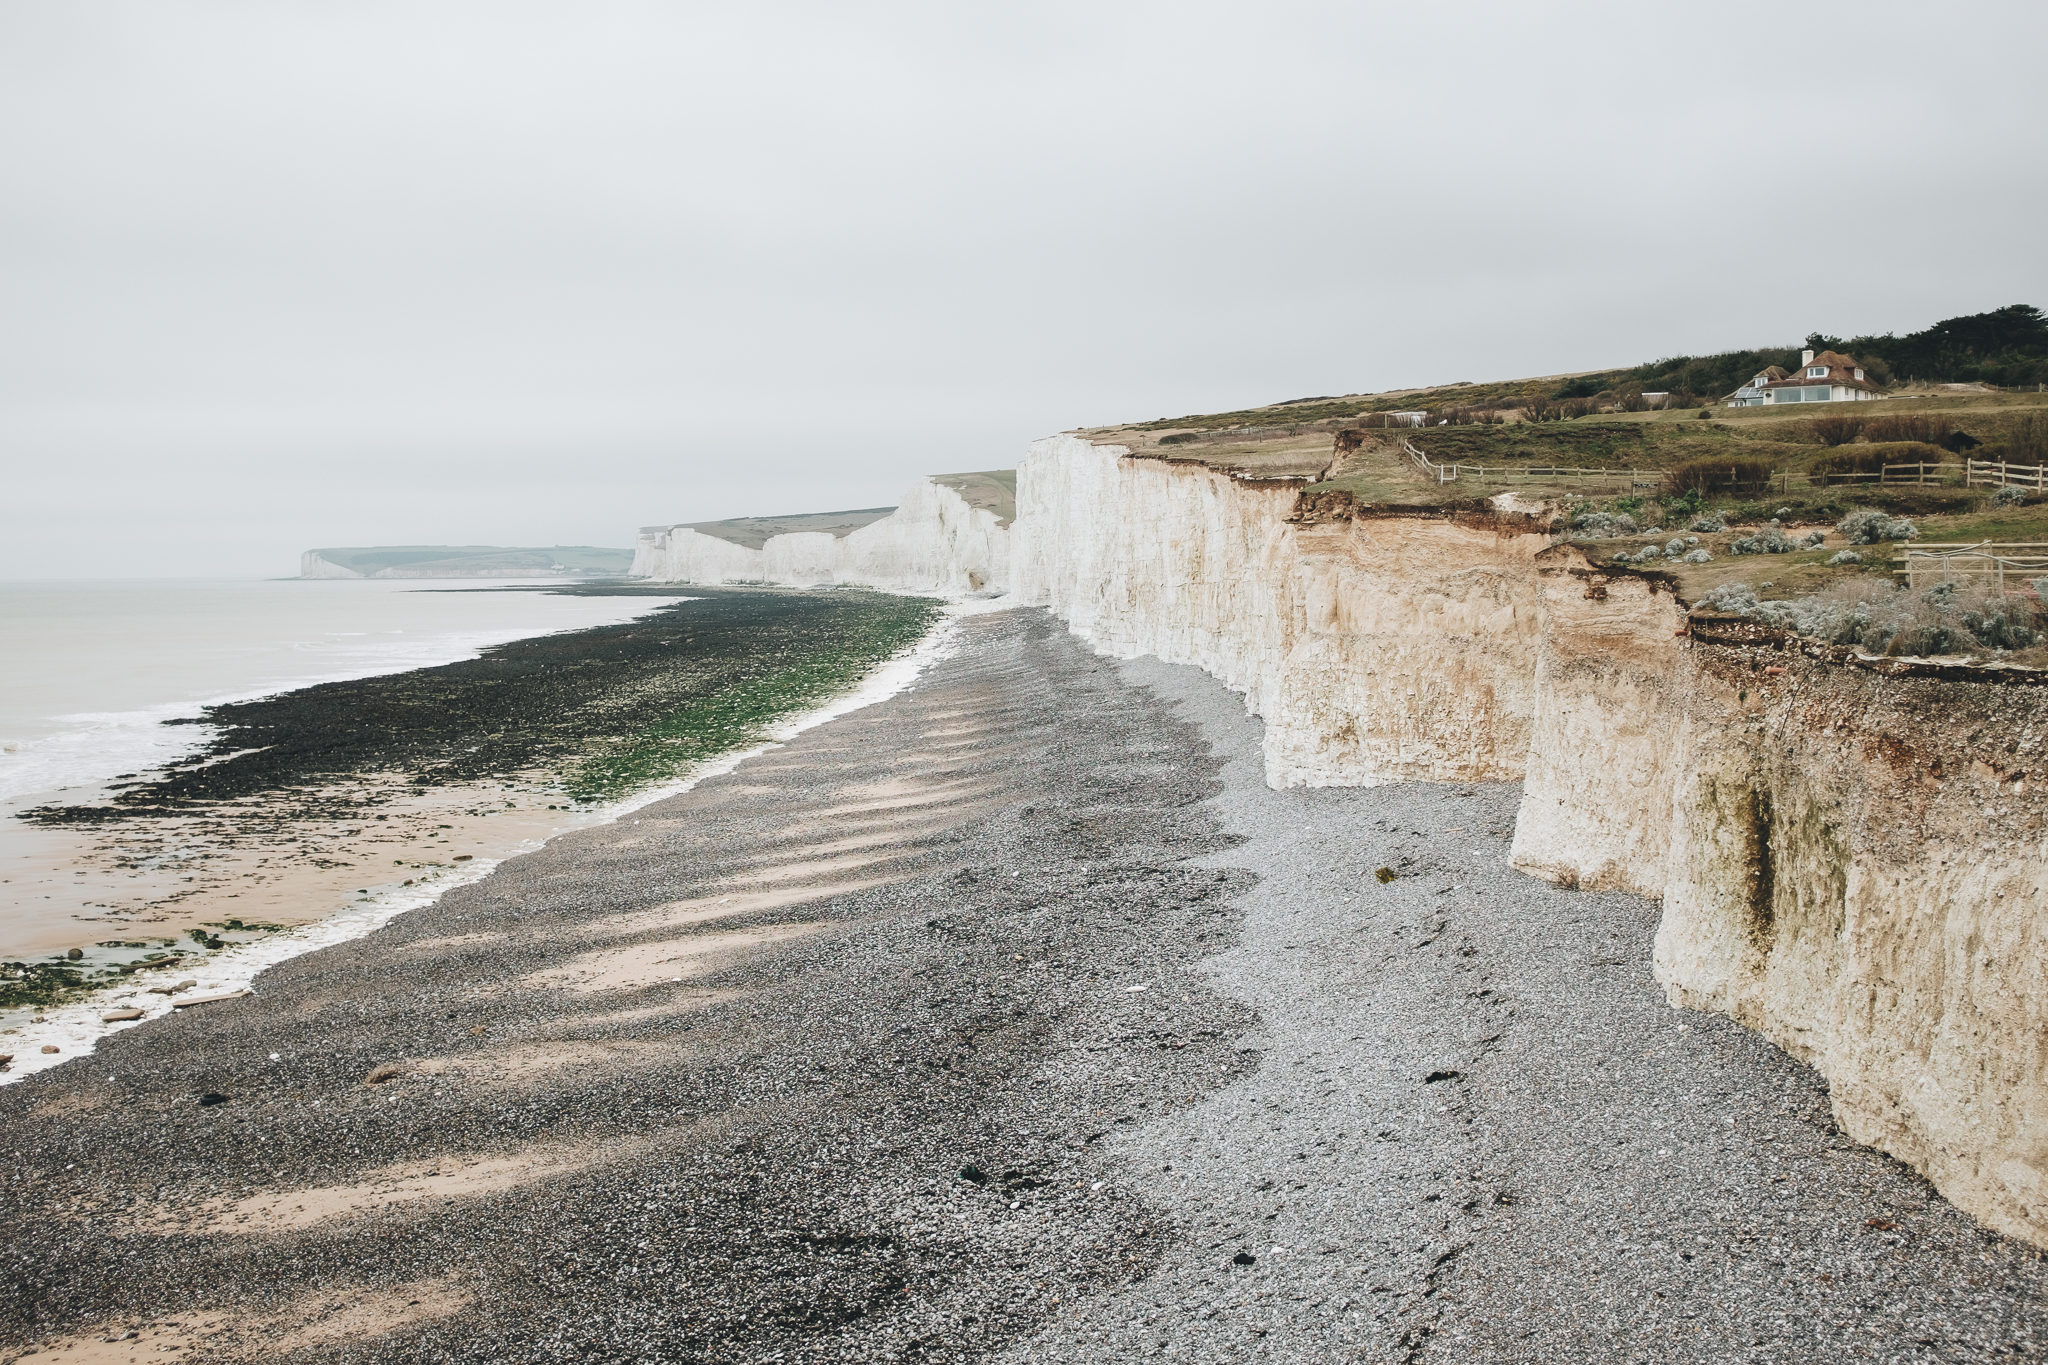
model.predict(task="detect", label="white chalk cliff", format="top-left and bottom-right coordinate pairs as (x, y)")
top-left (1010, 432), bottom-right (2048, 1250)
top-left (634, 473), bottom-right (1012, 595)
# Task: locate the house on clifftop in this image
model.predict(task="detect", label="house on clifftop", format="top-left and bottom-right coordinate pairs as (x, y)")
top-left (1725, 348), bottom-right (1884, 406)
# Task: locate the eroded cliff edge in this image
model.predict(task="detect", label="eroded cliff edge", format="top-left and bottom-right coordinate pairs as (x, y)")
top-left (1012, 432), bottom-right (2048, 1248)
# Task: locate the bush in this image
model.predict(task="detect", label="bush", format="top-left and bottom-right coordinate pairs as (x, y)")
top-left (1570, 509), bottom-right (1638, 538)
top-left (1809, 414), bottom-right (1866, 446)
top-left (1862, 415), bottom-right (1940, 444)
top-left (1829, 549), bottom-right (1863, 565)
top-left (1681, 548), bottom-right (1713, 563)
top-left (1731, 524), bottom-right (1796, 555)
top-left (1836, 508), bottom-right (1919, 544)
top-left (1689, 510), bottom-right (1728, 532)
top-left (1666, 458), bottom-right (1776, 496)
top-left (2001, 413), bottom-right (2048, 465)
top-left (1158, 432), bottom-right (1201, 445)
top-left (1991, 485), bottom-right (2030, 507)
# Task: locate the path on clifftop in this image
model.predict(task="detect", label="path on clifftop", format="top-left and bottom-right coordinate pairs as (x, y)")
top-left (0, 609), bottom-right (2042, 1364)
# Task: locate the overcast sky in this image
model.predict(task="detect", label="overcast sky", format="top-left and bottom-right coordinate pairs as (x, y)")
top-left (3, 1), bottom-right (2044, 578)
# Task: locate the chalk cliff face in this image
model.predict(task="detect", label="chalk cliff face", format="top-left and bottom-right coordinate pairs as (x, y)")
top-left (634, 476), bottom-right (1010, 595)
top-left (1013, 434), bottom-right (1544, 788)
top-left (1011, 432), bottom-right (2048, 1249)
top-left (300, 551), bottom-right (358, 579)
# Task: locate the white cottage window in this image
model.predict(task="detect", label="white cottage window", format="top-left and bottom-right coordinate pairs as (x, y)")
top-left (1806, 366), bottom-right (1827, 378)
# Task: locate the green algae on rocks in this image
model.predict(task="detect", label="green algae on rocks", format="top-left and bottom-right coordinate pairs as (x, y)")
top-left (23, 586), bottom-right (944, 825)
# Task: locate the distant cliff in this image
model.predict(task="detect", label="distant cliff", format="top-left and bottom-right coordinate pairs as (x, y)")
top-left (632, 472), bottom-right (1013, 595)
top-left (298, 546), bottom-right (635, 579)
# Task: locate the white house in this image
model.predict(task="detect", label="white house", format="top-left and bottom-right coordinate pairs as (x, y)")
top-left (1726, 349), bottom-right (1883, 407)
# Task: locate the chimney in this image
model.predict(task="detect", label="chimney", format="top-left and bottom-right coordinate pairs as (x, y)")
top-left (1801, 348), bottom-right (1815, 366)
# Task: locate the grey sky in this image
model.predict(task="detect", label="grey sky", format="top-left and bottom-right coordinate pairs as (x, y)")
top-left (4, 0), bottom-right (2044, 578)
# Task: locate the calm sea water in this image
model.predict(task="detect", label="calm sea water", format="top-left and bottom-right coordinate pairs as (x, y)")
top-left (0, 578), bottom-right (661, 810)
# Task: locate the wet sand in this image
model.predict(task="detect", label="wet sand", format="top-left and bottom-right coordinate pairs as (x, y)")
top-left (1, 778), bottom-right (576, 959)
top-left (1, 608), bottom-right (2045, 1364)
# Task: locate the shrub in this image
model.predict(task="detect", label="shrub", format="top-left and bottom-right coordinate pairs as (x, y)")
top-left (1809, 414), bottom-right (1866, 446)
top-left (1570, 509), bottom-right (1638, 538)
top-left (2002, 413), bottom-right (2048, 465)
top-left (1666, 458), bottom-right (1775, 496)
top-left (1664, 537), bottom-right (1687, 556)
top-left (1836, 508), bottom-right (1919, 544)
top-left (1158, 432), bottom-right (1201, 445)
top-left (1862, 414), bottom-right (1948, 445)
top-left (1689, 510), bottom-right (1729, 532)
top-left (1664, 488), bottom-right (1705, 519)
top-left (1731, 525), bottom-right (1796, 555)
top-left (1681, 548), bottom-right (1713, 563)
top-left (1829, 550), bottom-right (1863, 565)
top-left (1991, 485), bottom-right (2030, 507)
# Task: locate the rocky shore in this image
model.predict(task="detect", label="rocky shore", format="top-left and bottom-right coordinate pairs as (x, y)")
top-left (2, 609), bottom-right (2043, 1363)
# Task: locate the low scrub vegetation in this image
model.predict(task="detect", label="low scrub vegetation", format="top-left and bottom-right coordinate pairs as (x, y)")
top-left (1700, 578), bottom-right (2046, 657)
top-left (1810, 443), bottom-right (1950, 479)
top-left (1665, 457), bottom-right (1775, 496)
top-left (1809, 415), bottom-right (1866, 446)
top-left (1836, 507), bottom-right (1919, 544)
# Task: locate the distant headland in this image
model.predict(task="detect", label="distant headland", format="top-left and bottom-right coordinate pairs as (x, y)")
top-left (298, 545), bottom-right (634, 579)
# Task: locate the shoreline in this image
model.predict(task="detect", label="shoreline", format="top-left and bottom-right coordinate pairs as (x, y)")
top-left (0, 591), bottom-right (970, 1082)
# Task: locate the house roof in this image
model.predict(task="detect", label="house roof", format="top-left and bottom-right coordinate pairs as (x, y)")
top-left (1758, 351), bottom-right (1882, 393)
top-left (1725, 365), bottom-right (1787, 398)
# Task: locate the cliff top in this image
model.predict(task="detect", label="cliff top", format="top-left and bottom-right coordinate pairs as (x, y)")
top-left (661, 508), bottom-right (897, 551)
top-left (651, 471), bottom-right (1018, 549)
top-left (932, 470), bottom-right (1017, 525)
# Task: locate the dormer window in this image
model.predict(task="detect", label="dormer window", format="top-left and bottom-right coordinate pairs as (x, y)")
top-left (1806, 366), bottom-right (1828, 378)
top-left (1854, 367), bottom-right (1864, 380)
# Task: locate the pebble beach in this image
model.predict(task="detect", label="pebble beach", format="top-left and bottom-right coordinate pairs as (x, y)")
top-left (1, 609), bottom-right (2044, 1363)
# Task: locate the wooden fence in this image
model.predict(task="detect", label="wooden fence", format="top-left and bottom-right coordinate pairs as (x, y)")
top-left (1966, 459), bottom-right (2048, 491)
top-left (1400, 440), bottom-right (2048, 496)
top-left (1400, 441), bottom-right (1659, 490)
top-left (1898, 543), bottom-right (2048, 592)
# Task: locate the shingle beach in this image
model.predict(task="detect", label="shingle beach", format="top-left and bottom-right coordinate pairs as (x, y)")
top-left (3, 609), bottom-right (2044, 1364)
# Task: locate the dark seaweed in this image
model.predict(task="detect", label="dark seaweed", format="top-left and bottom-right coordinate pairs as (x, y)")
top-left (21, 586), bottom-right (942, 825)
